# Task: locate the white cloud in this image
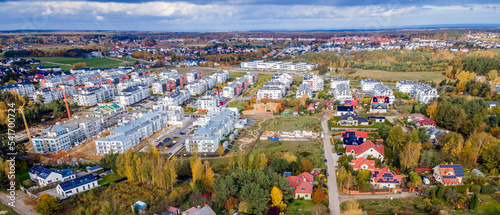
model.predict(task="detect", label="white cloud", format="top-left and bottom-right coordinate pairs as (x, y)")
top-left (96, 15), bottom-right (104, 21)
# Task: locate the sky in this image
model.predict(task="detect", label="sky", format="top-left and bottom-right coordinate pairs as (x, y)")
top-left (0, 0), bottom-right (499, 31)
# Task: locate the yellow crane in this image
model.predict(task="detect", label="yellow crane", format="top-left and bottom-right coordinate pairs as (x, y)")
top-left (1, 102), bottom-right (32, 143)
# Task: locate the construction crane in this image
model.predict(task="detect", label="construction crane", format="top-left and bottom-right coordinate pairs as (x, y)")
top-left (1, 102), bottom-right (32, 143)
top-left (51, 85), bottom-right (85, 120)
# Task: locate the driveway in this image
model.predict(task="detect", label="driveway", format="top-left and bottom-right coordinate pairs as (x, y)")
top-left (0, 191), bottom-right (38, 215)
top-left (321, 118), bottom-right (341, 215)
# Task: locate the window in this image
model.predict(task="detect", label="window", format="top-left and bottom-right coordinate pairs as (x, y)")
top-left (301, 188), bottom-right (305, 191)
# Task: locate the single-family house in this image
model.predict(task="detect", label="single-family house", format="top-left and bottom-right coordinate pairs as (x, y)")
top-left (336, 106), bottom-right (354, 116)
top-left (336, 114), bottom-right (370, 126)
top-left (484, 101), bottom-right (499, 109)
top-left (346, 140), bottom-right (384, 160)
top-left (132, 201), bottom-right (148, 214)
top-left (340, 129), bottom-right (367, 146)
top-left (433, 164), bottom-right (465, 186)
top-left (286, 172), bottom-right (314, 200)
top-left (417, 119), bottom-right (436, 129)
top-left (368, 116), bottom-right (385, 123)
top-left (408, 113), bottom-right (425, 122)
top-left (29, 164), bottom-right (76, 187)
top-left (182, 205), bottom-right (216, 215)
top-left (56, 174), bottom-right (98, 197)
top-left (349, 157), bottom-right (376, 171)
top-left (370, 167), bottom-right (402, 189)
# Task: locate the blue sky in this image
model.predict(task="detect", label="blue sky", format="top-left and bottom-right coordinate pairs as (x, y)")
top-left (1, 0), bottom-right (499, 31)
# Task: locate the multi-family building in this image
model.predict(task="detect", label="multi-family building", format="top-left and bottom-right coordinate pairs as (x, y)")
top-left (185, 108), bottom-right (239, 153)
top-left (73, 86), bottom-right (116, 106)
top-left (244, 72), bottom-right (259, 84)
top-left (271, 72), bottom-right (293, 88)
top-left (371, 84), bottom-right (395, 105)
top-left (334, 84), bottom-right (353, 103)
top-left (0, 82), bottom-right (35, 96)
top-left (197, 91), bottom-right (220, 112)
top-left (302, 75), bottom-right (324, 91)
top-left (361, 78), bottom-right (382, 92)
top-left (158, 89), bottom-right (191, 106)
top-left (32, 119), bottom-right (89, 153)
top-left (240, 60), bottom-right (314, 72)
top-left (91, 104), bottom-right (125, 128)
top-left (114, 85), bottom-right (150, 106)
top-left (409, 82), bottom-right (440, 104)
top-left (213, 70), bottom-right (230, 83)
top-left (223, 81), bottom-right (243, 98)
top-left (95, 106), bottom-right (184, 154)
top-left (395, 79), bottom-right (417, 93)
top-left (56, 174), bottom-right (98, 198)
top-left (29, 164), bottom-right (75, 187)
top-left (36, 66), bottom-right (61, 72)
top-left (330, 77), bottom-right (350, 89)
top-left (296, 84), bottom-right (313, 99)
top-left (152, 79), bottom-right (177, 94)
top-left (186, 80), bottom-right (207, 96)
top-left (257, 85), bottom-right (285, 100)
top-left (130, 69), bottom-right (151, 79)
top-left (187, 70), bottom-right (204, 83)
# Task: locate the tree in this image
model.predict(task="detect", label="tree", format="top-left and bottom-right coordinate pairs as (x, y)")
top-left (386, 126), bottom-right (406, 152)
top-left (35, 194), bottom-right (62, 215)
top-left (190, 159), bottom-right (203, 188)
top-left (212, 175), bottom-right (238, 204)
top-left (469, 193), bottom-right (478, 210)
top-left (378, 125), bottom-right (391, 140)
top-left (229, 151), bottom-right (237, 169)
top-left (203, 161), bottom-right (215, 192)
top-left (301, 158), bottom-right (314, 172)
top-left (256, 153), bottom-right (268, 170)
top-left (72, 62), bottom-right (87, 69)
top-left (426, 101), bottom-right (438, 117)
top-left (23, 195), bottom-right (37, 206)
top-left (240, 182), bottom-right (270, 214)
top-left (217, 143), bottom-right (224, 157)
top-left (468, 130), bottom-right (493, 163)
top-left (337, 166), bottom-right (348, 184)
top-left (399, 141), bottom-right (422, 171)
top-left (481, 140), bottom-right (500, 173)
top-left (341, 199), bottom-right (363, 215)
top-left (418, 127), bottom-right (430, 143)
top-left (311, 204), bottom-right (327, 215)
top-left (270, 157), bottom-right (289, 173)
top-left (237, 150), bottom-right (247, 169)
top-left (270, 186), bottom-right (287, 210)
top-left (225, 197), bottom-right (239, 210)
top-left (356, 169), bottom-right (371, 183)
top-left (344, 172), bottom-right (354, 192)
top-left (441, 132), bottom-right (464, 162)
top-left (312, 187), bottom-right (328, 204)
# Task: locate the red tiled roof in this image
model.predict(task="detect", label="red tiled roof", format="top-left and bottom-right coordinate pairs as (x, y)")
top-left (287, 176), bottom-right (302, 187)
top-left (409, 113), bottom-right (425, 120)
top-left (298, 172), bottom-right (314, 182)
top-left (349, 157), bottom-right (376, 170)
top-left (294, 180), bottom-right (313, 194)
top-left (419, 119), bottom-right (436, 126)
top-left (346, 140), bottom-right (384, 156)
top-left (371, 167), bottom-right (402, 184)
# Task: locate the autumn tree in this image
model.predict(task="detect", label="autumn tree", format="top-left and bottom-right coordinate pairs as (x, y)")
top-left (426, 101), bottom-right (438, 117)
top-left (312, 186), bottom-right (328, 204)
top-left (35, 194), bottom-right (62, 215)
top-left (72, 62), bottom-right (87, 69)
top-left (190, 159), bottom-right (203, 188)
top-left (468, 130), bottom-right (493, 163)
top-left (203, 161), bottom-right (215, 193)
top-left (386, 126), bottom-right (406, 152)
top-left (399, 141), bottom-right (422, 171)
top-left (256, 153), bottom-right (267, 170)
top-left (217, 143), bottom-right (224, 157)
top-left (270, 186), bottom-right (287, 210)
top-left (237, 150), bottom-right (247, 169)
top-left (341, 199), bottom-right (363, 215)
top-left (311, 204), bottom-right (328, 215)
top-left (301, 158), bottom-right (314, 172)
top-left (441, 132), bottom-right (464, 162)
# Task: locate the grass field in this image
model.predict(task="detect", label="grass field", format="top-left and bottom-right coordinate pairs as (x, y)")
top-left (28, 57), bottom-right (126, 68)
top-left (249, 140), bottom-right (324, 167)
top-left (30, 64), bottom-right (72, 71)
top-left (227, 100), bottom-right (247, 110)
top-left (266, 116), bottom-right (322, 132)
top-left (229, 71), bottom-right (246, 79)
top-left (16, 169), bottom-right (30, 182)
top-left (352, 69), bottom-right (450, 83)
top-left (286, 200), bottom-right (315, 214)
top-left (453, 194), bottom-right (500, 215)
top-left (0, 203), bottom-right (19, 215)
top-left (98, 173), bottom-right (124, 185)
top-left (342, 197), bottom-right (429, 214)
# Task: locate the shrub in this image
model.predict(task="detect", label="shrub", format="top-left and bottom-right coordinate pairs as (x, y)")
top-left (469, 193), bottom-right (478, 210)
top-left (470, 185), bottom-right (481, 193)
top-left (480, 185), bottom-right (495, 194)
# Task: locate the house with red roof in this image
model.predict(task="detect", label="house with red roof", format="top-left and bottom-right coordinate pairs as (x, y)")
top-left (349, 157), bottom-right (376, 171)
top-left (433, 164), bottom-right (465, 186)
top-left (417, 119), bottom-right (436, 129)
top-left (408, 113), bottom-right (425, 122)
top-left (286, 172), bottom-right (314, 200)
top-left (307, 103), bottom-right (316, 113)
top-left (340, 129), bottom-right (367, 146)
top-left (346, 140), bottom-right (384, 160)
top-left (370, 167), bottom-right (402, 189)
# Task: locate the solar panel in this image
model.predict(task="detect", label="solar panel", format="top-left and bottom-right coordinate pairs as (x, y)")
top-left (443, 176), bottom-right (456, 179)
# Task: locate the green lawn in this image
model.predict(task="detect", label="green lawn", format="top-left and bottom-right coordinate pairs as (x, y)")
top-left (229, 71), bottom-right (246, 79)
top-left (16, 169), bottom-right (30, 182)
top-left (30, 64), bottom-right (72, 71)
top-left (453, 194), bottom-right (500, 215)
top-left (227, 100), bottom-right (248, 110)
top-left (0, 203), bottom-right (18, 215)
top-left (122, 57), bottom-right (138, 62)
top-left (28, 57), bottom-right (125, 68)
top-left (266, 116), bottom-right (322, 132)
top-left (98, 173), bottom-right (124, 185)
top-left (286, 200), bottom-right (315, 214)
top-left (250, 140), bottom-right (324, 167)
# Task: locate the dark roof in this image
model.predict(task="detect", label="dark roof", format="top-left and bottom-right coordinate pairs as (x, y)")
top-left (371, 103), bottom-right (388, 109)
top-left (58, 174), bottom-right (97, 191)
top-left (29, 164), bottom-right (75, 180)
top-left (337, 106), bottom-right (353, 112)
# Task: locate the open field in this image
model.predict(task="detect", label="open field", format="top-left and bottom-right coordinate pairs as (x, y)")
top-left (29, 57), bottom-right (126, 68)
top-left (229, 71), bottom-right (246, 79)
top-left (286, 200), bottom-right (315, 214)
top-left (267, 116), bottom-right (322, 132)
top-left (351, 69), bottom-right (450, 82)
top-left (0, 203), bottom-right (19, 215)
top-left (249, 140), bottom-right (324, 167)
top-left (342, 197), bottom-right (428, 214)
top-left (453, 194), bottom-right (500, 215)
top-left (98, 173), bottom-right (123, 185)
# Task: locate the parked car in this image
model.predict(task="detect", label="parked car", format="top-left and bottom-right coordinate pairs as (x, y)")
top-left (337, 152), bottom-right (344, 156)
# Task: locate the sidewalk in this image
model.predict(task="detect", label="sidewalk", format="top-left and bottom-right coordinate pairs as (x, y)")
top-left (0, 191), bottom-right (38, 215)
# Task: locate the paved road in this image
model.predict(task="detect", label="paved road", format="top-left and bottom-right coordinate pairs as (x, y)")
top-left (339, 192), bottom-right (413, 203)
top-left (0, 191), bottom-right (38, 215)
top-left (321, 118), bottom-right (341, 215)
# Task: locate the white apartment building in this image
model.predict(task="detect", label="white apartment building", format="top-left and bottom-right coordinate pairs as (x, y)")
top-left (257, 85), bottom-right (284, 100)
top-left (240, 60), bottom-right (314, 72)
top-left (32, 120), bottom-right (86, 153)
top-left (296, 84), bottom-right (313, 99)
top-left (302, 75), bottom-right (324, 91)
top-left (0, 82), bottom-right (35, 96)
top-left (73, 86), bottom-right (116, 106)
top-left (330, 77), bottom-right (350, 89)
top-left (395, 79), bottom-right (417, 93)
top-left (271, 72), bottom-right (293, 88)
top-left (361, 78), bottom-right (382, 92)
top-left (213, 70), bottom-right (230, 83)
top-left (187, 70), bottom-right (203, 83)
top-left (158, 89), bottom-right (191, 106)
top-left (197, 91), bottom-right (220, 112)
top-left (185, 108), bottom-right (239, 153)
top-left (334, 84), bottom-right (353, 103)
top-left (410, 82), bottom-right (440, 104)
top-left (371, 84), bottom-right (395, 105)
top-left (56, 174), bottom-right (98, 198)
top-left (186, 81), bottom-right (208, 96)
top-left (91, 104), bottom-right (124, 128)
top-left (114, 85), bottom-right (150, 106)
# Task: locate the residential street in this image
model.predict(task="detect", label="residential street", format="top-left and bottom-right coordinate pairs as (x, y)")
top-left (0, 191), bottom-right (38, 215)
top-left (321, 118), bottom-right (341, 215)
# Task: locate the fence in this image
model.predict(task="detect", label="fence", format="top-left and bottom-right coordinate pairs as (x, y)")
top-left (342, 187), bottom-right (403, 194)
top-left (20, 186), bottom-right (38, 199)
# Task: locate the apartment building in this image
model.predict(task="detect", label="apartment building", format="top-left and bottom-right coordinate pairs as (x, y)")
top-left (244, 72), bottom-right (259, 84)
top-left (371, 84), bottom-right (395, 105)
top-left (114, 85), bottom-right (150, 106)
top-left (223, 81), bottom-right (243, 98)
top-left (91, 104), bottom-right (125, 128)
top-left (302, 75), bottom-right (324, 91)
top-left (130, 69), bottom-right (151, 79)
top-left (296, 84), bottom-right (313, 99)
top-left (410, 82), bottom-right (440, 104)
top-left (32, 119), bottom-right (89, 153)
top-left (73, 86), bottom-right (116, 106)
top-left (361, 78), bottom-right (382, 92)
top-left (152, 79), bottom-right (177, 94)
top-left (213, 70), bottom-right (230, 83)
top-left (257, 85), bottom-right (284, 100)
top-left (330, 77), bottom-right (350, 89)
top-left (187, 70), bottom-right (204, 83)
top-left (186, 80), bottom-right (208, 96)
top-left (240, 60), bottom-right (314, 72)
top-left (271, 72), bottom-right (293, 88)
top-left (197, 91), bottom-right (220, 112)
top-left (0, 82), bottom-right (35, 96)
top-left (185, 108), bottom-right (239, 153)
top-left (158, 89), bottom-right (191, 106)
top-left (395, 79), bottom-right (417, 93)
top-left (334, 84), bottom-right (353, 103)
